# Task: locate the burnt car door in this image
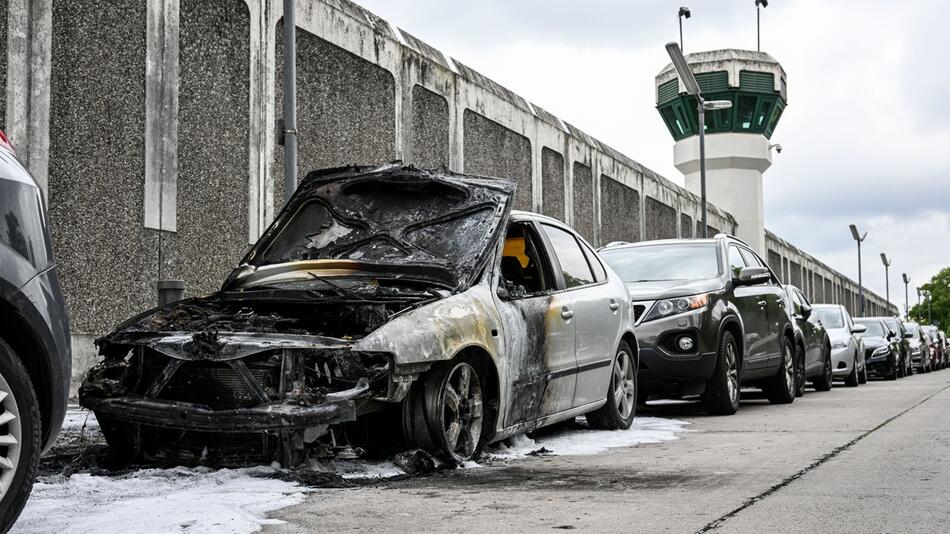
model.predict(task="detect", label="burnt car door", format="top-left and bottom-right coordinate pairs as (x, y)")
top-left (495, 221), bottom-right (577, 426)
top-left (537, 223), bottom-right (621, 409)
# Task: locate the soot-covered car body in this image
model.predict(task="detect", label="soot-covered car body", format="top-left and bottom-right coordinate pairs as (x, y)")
top-left (79, 164), bottom-right (638, 465)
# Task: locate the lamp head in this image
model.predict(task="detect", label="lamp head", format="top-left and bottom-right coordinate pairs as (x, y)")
top-left (679, 6), bottom-right (691, 18)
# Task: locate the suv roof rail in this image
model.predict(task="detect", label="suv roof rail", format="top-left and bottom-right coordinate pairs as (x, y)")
top-left (600, 241), bottom-right (631, 249)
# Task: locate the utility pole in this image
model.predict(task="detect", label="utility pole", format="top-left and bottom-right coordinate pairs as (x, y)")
top-left (880, 253), bottom-right (891, 310)
top-left (755, 0), bottom-right (769, 52)
top-left (849, 224), bottom-right (867, 316)
top-left (282, 0), bottom-right (298, 203)
top-left (678, 7), bottom-right (690, 51)
top-left (902, 273), bottom-right (910, 318)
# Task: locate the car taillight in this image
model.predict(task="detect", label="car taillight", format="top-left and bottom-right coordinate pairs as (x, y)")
top-left (0, 129), bottom-right (14, 154)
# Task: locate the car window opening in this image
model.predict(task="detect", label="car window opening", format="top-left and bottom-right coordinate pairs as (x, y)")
top-left (501, 223), bottom-right (554, 296)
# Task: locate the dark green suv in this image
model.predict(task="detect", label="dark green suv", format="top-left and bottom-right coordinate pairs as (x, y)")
top-left (599, 235), bottom-right (796, 415)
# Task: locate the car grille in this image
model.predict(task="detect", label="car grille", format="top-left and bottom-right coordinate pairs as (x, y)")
top-left (158, 361), bottom-right (273, 410)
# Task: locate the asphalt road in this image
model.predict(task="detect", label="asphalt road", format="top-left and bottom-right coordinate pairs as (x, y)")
top-left (268, 371), bottom-right (950, 533)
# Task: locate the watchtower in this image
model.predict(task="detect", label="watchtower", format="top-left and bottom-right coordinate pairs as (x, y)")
top-left (656, 49), bottom-right (787, 254)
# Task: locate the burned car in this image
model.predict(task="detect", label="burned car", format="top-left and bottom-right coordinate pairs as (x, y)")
top-left (80, 164), bottom-right (638, 465)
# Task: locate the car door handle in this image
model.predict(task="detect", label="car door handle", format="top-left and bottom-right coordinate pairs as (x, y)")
top-left (609, 300), bottom-right (620, 311)
top-left (561, 307), bottom-right (574, 320)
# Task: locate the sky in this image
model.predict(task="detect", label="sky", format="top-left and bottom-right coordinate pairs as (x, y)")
top-left (357, 0), bottom-right (950, 307)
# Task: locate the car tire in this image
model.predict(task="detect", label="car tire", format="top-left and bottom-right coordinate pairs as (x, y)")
top-left (794, 345), bottom-right (806, 397)
top-left (702, 331), bottom-right (741, 415)
top-left (765, 337), bottom-right (796, 404)
top-left (0, 339), bottom-right (42, 531)
top-left (402, 358), bottom-right (486, 463)
top-left (845, 354), bottom-right (860, 387)
top-left (858, 361), bottom-right (868, 385)
top-left (587, 341), bottom-right (637, 430)
top-left (812, 345), bottom-right (833, 392)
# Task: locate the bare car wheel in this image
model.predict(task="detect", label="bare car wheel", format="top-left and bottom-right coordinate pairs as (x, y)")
top-left (587, 341), bottom-right (637, 430)
top-left (702, 331), bottom-right (741, 415)
top-left (766, 337), bottom-right (796, 404)
top-left (0, 340), bottom-right (41, 530)
top-left (421, 360), bottom-right (485, 462)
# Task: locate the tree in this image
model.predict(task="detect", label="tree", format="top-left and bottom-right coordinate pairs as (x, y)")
top-left (909, 267), bottom-right (950, 333)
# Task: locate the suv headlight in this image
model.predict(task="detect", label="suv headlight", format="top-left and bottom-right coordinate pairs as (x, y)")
top-left (831, 341), bottom-right (848, 349)
top-left (642, 293), bottom-right (709, 322)
top-left (871, 346), bottom-right (889, 357)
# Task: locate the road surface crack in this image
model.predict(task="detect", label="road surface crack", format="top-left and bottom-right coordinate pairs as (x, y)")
top-left (696, 383), bottom-right (950, 533)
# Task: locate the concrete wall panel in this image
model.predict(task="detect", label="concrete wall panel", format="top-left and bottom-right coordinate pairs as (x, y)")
top-left (600, 174), bottom-right (639, 245)
top-left (274, 23), bottom-right (397, 204)
top-left (165, 0), bottom-right (251, 296)
top-left (541, 147), bottom-right (564, 221)
top-left (47, 0), bottom-right (153, 334)
top-left (462, 109), bottom-right (531, 210)
top-left (680, 213), bottom-right (693, 238)
top-left (645, 196), bottom-right (676, 241)
top-left (410, 84), bottom-right (448, 169)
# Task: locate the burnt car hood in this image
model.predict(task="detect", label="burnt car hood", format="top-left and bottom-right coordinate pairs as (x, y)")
top-left (624, 277), bottom-right (723, 300)
top-left (225, 164), bottom-right (515, 292)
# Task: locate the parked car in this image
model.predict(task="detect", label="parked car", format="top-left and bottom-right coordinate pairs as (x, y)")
top-left (781, 285), bottom-right (832, 395)
top-left (598, 235), bottom-right (797, 416)
top-left (0, 131), bottom-right (71, 528)
top-left (941, 332), bottom-right (949, 369)
top-left (922, 326), bottom-right (944, 370)
top-left (875, 316), bottom-right (912, 377)
top-left (854, 318), bottom-right (901, 380)
top-left (80, 164), bottom-right (638, 466)
top-left (903, 321), bottom-right (932, 373)
top-left (813, 304), bottom-right (866, 386)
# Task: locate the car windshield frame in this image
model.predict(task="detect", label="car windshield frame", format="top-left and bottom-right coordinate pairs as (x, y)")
top-left (600, 242), bottom-right (722, 283)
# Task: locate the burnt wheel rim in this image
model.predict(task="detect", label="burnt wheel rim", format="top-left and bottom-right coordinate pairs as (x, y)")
top-left (438, 363), bottom-right (483, 460)
top-left (725, 340), bottom-right (739, 406)
top-left (612, 349), bottom-right (636, 420)
top-left (0, 370), bottom-right (21, 499)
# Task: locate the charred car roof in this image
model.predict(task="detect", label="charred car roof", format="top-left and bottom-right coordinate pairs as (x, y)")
top-left (225, 164), bottom-right (515, 292)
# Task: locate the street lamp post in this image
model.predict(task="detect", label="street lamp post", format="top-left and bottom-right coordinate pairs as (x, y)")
top-left (678, 7), bottom-right (690, 51)
top-left (902, 273), bottom-right (910, 318)
top-left (755, 0), bottom-right (768, 52)
top-left (665, 42), bottom-right (732, 238)
top-left (880, 253), bottom-right (891, 311)
top-left (849, 224), bottom-right (867, 316)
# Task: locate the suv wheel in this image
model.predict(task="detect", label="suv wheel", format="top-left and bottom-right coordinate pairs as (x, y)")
top-left (812, 345), bottom-right (833, 391)
top-left (587, 341), bottom-right (637, 430)
top-left (858, 360), bottom-right (868, 384)
top-left (701, 331), bottom-right (740, 415)
top-left (766, 337), bottom-right (796, 404)
top-left (794, 344), bottom-right (806, 397)
top-left (0, 339), bottom-right (41, 529)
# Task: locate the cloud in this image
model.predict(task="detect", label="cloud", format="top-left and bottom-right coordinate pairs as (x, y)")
top-left (358, 0), bottom-right (950, 303)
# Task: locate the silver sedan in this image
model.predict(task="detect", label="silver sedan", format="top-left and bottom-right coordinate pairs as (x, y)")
top-left (813, 304), bottom-right (866, 386)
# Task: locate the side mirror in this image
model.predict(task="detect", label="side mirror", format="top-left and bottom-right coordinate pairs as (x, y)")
top-left (851, 324), bottom-right (867, 334)
top-left (800, 305), bottom-right (812, 320)
top-left (904, 331), bottom-right (915, 339)
top-left (736, 266), bottom-right (771, 286)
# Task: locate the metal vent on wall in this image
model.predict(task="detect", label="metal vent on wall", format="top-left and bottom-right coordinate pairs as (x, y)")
top-left (695, 71), bottom-right (729, 93)
top-left (657, 79), bottom-right (679, 104)
top-left (739, 71), bottom-right (775, 93)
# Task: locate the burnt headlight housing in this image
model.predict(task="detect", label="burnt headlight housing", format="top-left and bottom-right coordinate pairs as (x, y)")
top-left (642, 293), bottom-right (709, 323)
